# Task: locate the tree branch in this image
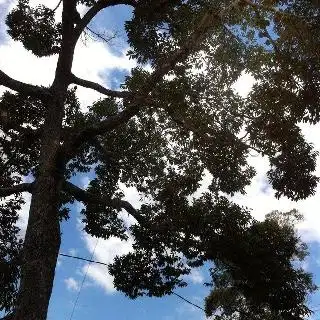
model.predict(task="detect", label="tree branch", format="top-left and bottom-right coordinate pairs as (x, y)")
top-left (53, 0), bottom-right (62, 12)
top-left (62, 8), bottom-right (222, 163)
top-left (0, 183), bottom-right (34, 198)
top-left (85, 26), bottom-right (117, 44)
top-left (75, 0), bottom-right (137, 40)
top-left (52, 0), bottom-right (79, 88)
top-left (77, 8), bottom-right (218, 137)
top-left (0, 70), bottom-right (51, 99)
top-left (63, 180), bottom-right (143, 224)
top-left (71, 74), bottom-right (131, 98)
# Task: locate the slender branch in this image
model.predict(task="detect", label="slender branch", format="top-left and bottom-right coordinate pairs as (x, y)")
top-left (86, 26), bottom-right (117, 44)
top-left (251, 6), bottom-right (280, 54)
top-left (63, 180), bottom-right (143, 224)
top-left (53, 0), bottom-right (62, 12)
top-left (0, 70), bottom-right (51, 99)
top-left (90, 137), bottom-right (118, 162)
top-left (74, 0), bottom-right (137, 40)
top-left (0, 183), bottom-right (34, 198)
top-left (71, 74), bottom-right (131, 98)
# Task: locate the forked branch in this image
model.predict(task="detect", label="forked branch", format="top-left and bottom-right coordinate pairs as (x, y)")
top-left (63, 180), bottom-right (143, 224)
top-left (75, 8), bottom-right (219, 139)
top-left (71, 74), bottom-right (131, 98)
top-left (0, 183), bottom-right (34, 198)
top-left (0, 70), bottom-right (51, 99)
top-left (75, 0), bottom-right (137, 39)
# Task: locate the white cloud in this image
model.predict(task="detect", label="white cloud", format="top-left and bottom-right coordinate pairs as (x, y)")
top-left (16, 193), bottom-right (31, 237)
top-left (79, 175), bottom-right (91, 189)
top-left (68, 248), bottom-right (78, 256)
top-left (232, 123), bottom-right (320, 244)
top-left (0, 2), bottom-right (135, 108)
top-left (82, 234), bottom-right (133, 293)
top-left (75, 182), bottom-right (141, 293)
top-left (186, 269), bottom-right (204, 285)
top-left (72, 40), bottom-right (136, 110)
top-left (64, 277), bottom-right (80, 292)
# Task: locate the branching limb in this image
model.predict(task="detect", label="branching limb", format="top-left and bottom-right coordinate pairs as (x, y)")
top-left (90, 137), bottom-right (118, 162)
top-left (0, 70), bottom-right (51, 99)
top-left (251, 5), bottom-right (280, 54)
top-left (71, 74), bottom-right (131, 98)
top-left (52, 0), bottom-right (80, 86)
top-left (75, 0), bottom-right (137, 39)
top-left (63, 180), bottom-right (143, 224)
top-left (53, 0), bottom-right (62, 12)
top-left (85, 26), bottom-right (117, 44)
top-left (62, 8), bottom-right (223, 163)
top-left (75, 9), bottom-right (219, 136)
top-left (0, 183), bottom-right (34, 198)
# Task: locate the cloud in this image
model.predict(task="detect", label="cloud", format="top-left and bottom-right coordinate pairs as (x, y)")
top-left (82, 234), bottom-right (133, 293)
top-left (16, 193), bottom-right (31, 237)
top-left (79, 175), bottom-right (91, 189)
top-left (232, 123), bottom-right (320, 244)
top-left (186, 269), bottom-right (204, 285)
top-left (68, 248), bottom-right (78, 256)
top-left (0, 1), bottom-right (135, 108)
top-left (64, 277), bottom-right (80, 292)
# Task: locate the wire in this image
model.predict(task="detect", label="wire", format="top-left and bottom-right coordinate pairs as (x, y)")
top-left (171, 292), bottom-right (205, 311)
top-left (68, 239), bottom-right (99, 320)
top-left (59, 252), bottom-right (206, 313)
top-left (60, 253), bottom-right (108, 266)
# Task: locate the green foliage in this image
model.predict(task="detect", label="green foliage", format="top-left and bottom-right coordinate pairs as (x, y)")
top-left (1, 0), bottom-right (320, 318)
top-left (6, 0), bottom-right (61, 57)
top-left (0, 197), bottom-right (23, 313)
top-left (205, 212), bottom-right (316, 320)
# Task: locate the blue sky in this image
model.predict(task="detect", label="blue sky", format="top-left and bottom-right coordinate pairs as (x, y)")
top-left (1, 1), bottom-right (320, 319)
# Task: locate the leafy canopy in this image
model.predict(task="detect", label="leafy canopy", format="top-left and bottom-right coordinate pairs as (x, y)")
top-left (1, 0), bottom-right (319, 319)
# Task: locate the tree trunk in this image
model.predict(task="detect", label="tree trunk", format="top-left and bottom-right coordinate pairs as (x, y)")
top-left (14, 97), bottom-right (65, 320)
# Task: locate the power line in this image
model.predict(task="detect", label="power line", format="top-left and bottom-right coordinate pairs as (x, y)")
top-left (59, 252), bottom-right (205, 313)
top-left (171, 292), bottom-right (205, 311)
top-left (60, 253), bottom-right (107, 266)
top-left (68, 239), bottom-right (99, 320)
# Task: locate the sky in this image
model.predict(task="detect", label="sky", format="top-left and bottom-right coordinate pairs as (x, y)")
top-left (1, 1), bottom-right (320, 320)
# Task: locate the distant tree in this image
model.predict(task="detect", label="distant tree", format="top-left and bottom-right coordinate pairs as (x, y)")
top-left (204, 209), bottom-right (314, 320)
top-left (0, 0), bottom-right (319, 319)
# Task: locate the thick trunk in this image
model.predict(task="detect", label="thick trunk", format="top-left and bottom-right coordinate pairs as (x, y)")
top-left (10, 1), bottom-right (79, 318)
top-left (14, 177), bottom-right (61, 320)
top-left (14, 97), bottom-right (65, 320)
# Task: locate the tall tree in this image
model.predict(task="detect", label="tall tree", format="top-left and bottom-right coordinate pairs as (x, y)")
top-left (0, 0), bottom-right (319, 319)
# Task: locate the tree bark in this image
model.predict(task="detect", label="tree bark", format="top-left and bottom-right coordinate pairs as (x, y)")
top-left (12, 0), bottom-right (78, 316)
top-left (13, 96), bottom-right (65, 320)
